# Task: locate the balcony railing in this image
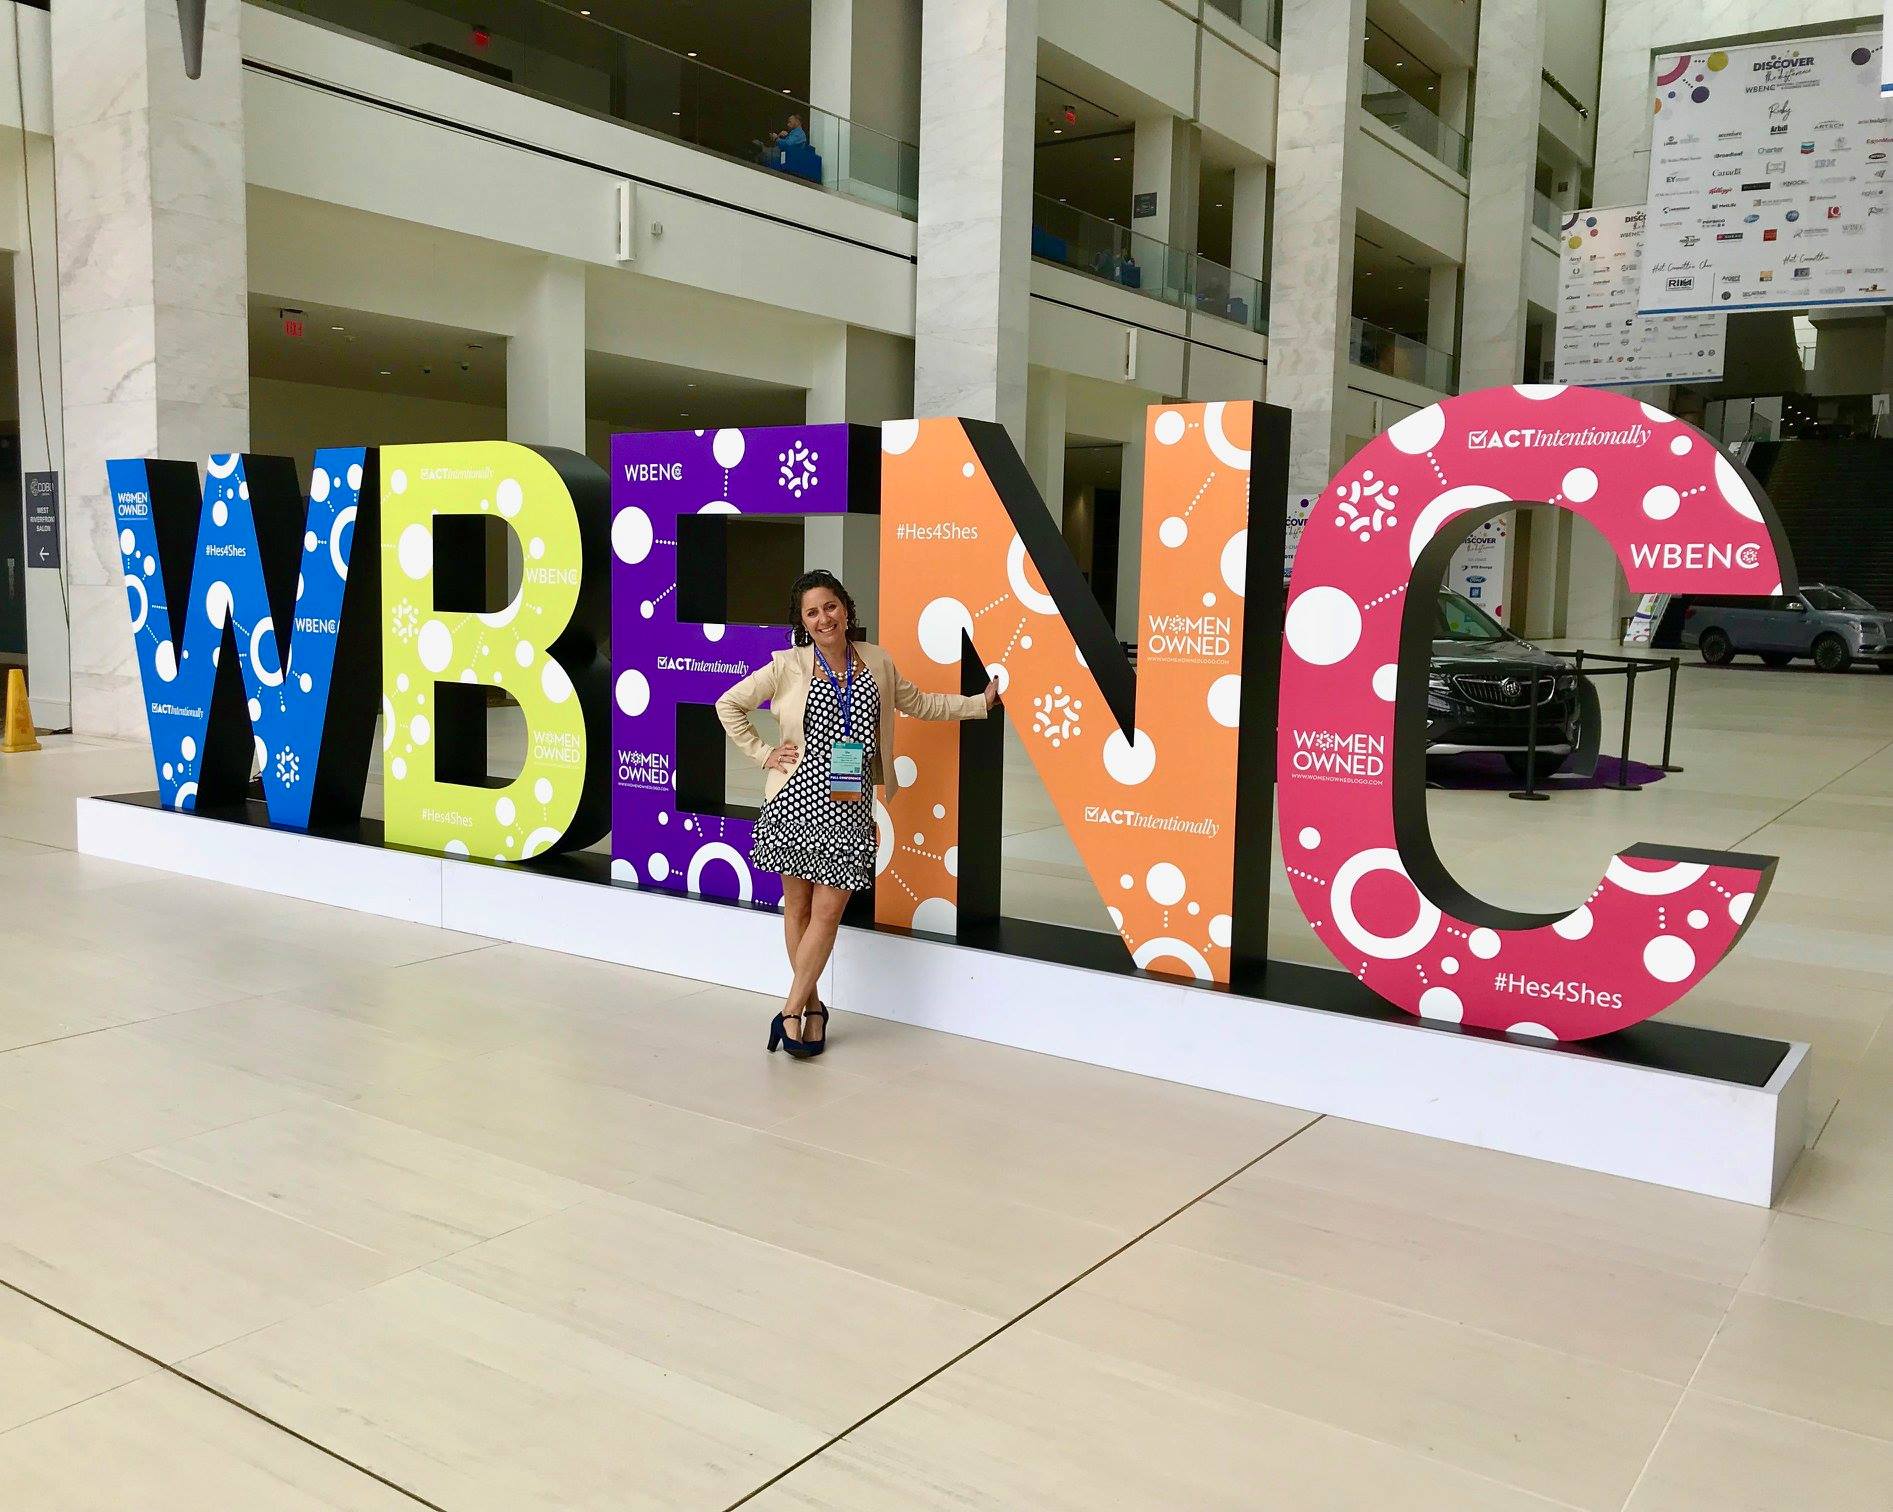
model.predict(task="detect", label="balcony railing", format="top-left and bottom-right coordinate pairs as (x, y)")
top-left (1203, 0), bottom-right (1283, 48)
top-left (1532, 190), bottom-right (1560, 235)
top-left (1350, 317), bottom-right (1456, 392)
top-left (1188, 253), bottom-right (1268, 335)
top-left (1361, 63), bottom-right (1468, 176)
top-left (260, 0), bottom-right (920, 218)
top-left (1030, 197), bottom-right (1267, 332)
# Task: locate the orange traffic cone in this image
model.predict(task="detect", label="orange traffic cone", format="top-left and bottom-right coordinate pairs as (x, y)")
top-left (1, 667), bottom-right (40, 753)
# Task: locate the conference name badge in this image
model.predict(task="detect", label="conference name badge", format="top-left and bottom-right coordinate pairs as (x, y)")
top-left (829, 739), bottom-right (865, 801)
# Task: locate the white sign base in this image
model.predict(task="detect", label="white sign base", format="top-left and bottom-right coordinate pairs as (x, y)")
top-left (76, 795), bottom-right (1809, 1208)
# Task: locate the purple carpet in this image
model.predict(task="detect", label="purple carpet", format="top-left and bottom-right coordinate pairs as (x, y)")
top-left (1427, 752), bottom-right (1669, 791)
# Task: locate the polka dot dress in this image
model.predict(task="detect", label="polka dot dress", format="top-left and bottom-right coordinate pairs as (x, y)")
top-left (750, 658), bottom-right (881, 891)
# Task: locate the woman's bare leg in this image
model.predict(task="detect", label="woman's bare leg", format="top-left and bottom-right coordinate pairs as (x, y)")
top-left (784, 884), bottom-right (849, 1042)
top-left (779, 876), bottom-right (813, 1041)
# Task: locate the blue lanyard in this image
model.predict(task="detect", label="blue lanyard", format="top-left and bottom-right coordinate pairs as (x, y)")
top-left (812, 646), bottom-right (855, 740)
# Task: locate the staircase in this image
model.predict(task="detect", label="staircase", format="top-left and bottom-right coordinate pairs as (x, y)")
top-left (1744, 440), bottom-right (1893, 609)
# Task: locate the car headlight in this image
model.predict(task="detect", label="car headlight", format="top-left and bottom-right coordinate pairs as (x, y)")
top-left (1427, 672), bottom-right (1449, 691)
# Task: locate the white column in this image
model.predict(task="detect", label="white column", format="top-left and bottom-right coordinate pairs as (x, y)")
top-left (1231, 161), bottom-right (1270, 282)
top-left (1459, 0), bottom-right (1546, 391)
top-left (1114, 426), bottom-right (1146, 641)
top-left (1024, 368), bottom-right (1067, 527)
top-left (805, 323), bottom-right (910, 635)
top-left (1264, 0), bottom-right (1365, 519)
top-left (54, 0), bottom-right (250, 739)
top-left (1426, 262), bottom-right (1459, 367)
top-left (14, 129), bottom-right (69, 732)
top-left (914, 0), bottom-right (1036, 444)
top-left (1131, 114), bottom-right (1200, 267)
top-left (809, 0), bottom-right (921, 142)
top-left (507, 258), bottom-right (587, 452)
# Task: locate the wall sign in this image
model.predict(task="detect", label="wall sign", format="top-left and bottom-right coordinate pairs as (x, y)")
top-left (24, 472), bottom-right (58, 569)
top-left (1556, 206), bottom-right (1726, 386)
top-left (111, 387), bottom-right (1793, 1041)
top-left (1640, 35), bottom-right (1890, 314)
top-left (1278, 384), bottom-right (1791, 1039)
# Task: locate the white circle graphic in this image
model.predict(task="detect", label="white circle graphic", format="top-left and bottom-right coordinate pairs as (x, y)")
top-left (913, 896), bottom-right (957, 935)
top-left (496, 478), bottom-right (523, 517)
top-left (1145, 863), bottom-right (1186, 906)
top-left (1642, 485), bottom-right (1680, 521)
top-left (882, 419), bottom-right (919, 455)
top-left (1220, 531), bottom-right (1247, 596)
top-left (1006, 535), bottom-right (1059, 615)
top-left (1508, 1022), bottom-right (1558, 1041)
top-left (1418, 987), bottom-right (1463, 1023)
top-left (1102, 728), bottom-right (1157, 786)
top-left (1298, 826), bottom-right (1321, 850)
top-left (1605, 857), bottom-right (1707, 896)
top-left (687, 842), bottom-right (753, 902)
top-left (1561, 467), bottom-right (1598, 503)
top-left (1468, 927), bottom-right (1501, 960)
top-left (712, 429), bottom-right (746, 468)
top-left (1552, 904), bottom-right (1593, 941)
top-left (416, 619), bottom-right (454, 674)
top-left (1159, 517), bottom-right (1188, 548)
top-left (1371, 663), bottom-right (1399, 702)
top-left (1714, 451), bottom-right (1764, 522)
top-left (894, 755), bottom-right (918, 788)
top-left (398, 524), bottom-right (431, 581)
top-left (496, 796), bottom-right (516, 826)
top-left (1330, 847), bottom-right (1440, 960)
top-left (1206, 674), bottom-right (1241, 728)
top-left (1132, 937), bottom-right (1213, 982)
top-left (1408, 485), bottom-right (1510, 566)
top-left (1202, 401), bottom-right (1251, 468)
top-left (1644, 934), bottom-right (1696, 983)
top-left (1284, 586), bottom-right (1362, 666)
top-left (615, 669), bottom-right (651, 717)
top-left (1153, 410), bottom-right (1186, 446)
top-left (612, 506), bottom-right (654, 565)
top-left (917, 596), bottom-right (975, 665)
top-left (1387, 404), bottom-right (1446, 455)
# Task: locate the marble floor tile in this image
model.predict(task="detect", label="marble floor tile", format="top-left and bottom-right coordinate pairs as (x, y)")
top-left (1246, 1116), bottom-right (1775, 1286)
top-left (1624, 1391), bottom-right (1893, 1512)
top-left (429, 1193), bottom-right (999, 1433)
top-left (747, 1324), bottom-right (1575, 1512)
top-left (1160, 1165), bottom-right (1737, 1384)
top-left (0, 1374), bottom-right (420, 1510)
top-left (1743, 1210), bottom-right (1893, 1326)
top-left (0, 1155), bottom-right (406, 1362)
top-left (1690, 1291), bottom-right (1893, 1442)
top-left (135, 1102), bottom-right (600, 1269)
top-left (187, 1270), bottom-right (822, 1512)
top-left (1021, 1237), bottom-right (1680, 1511)
top-left (625, 1128), bottom-right (1124, 1316)
top-left (0, 1287), bottom-right (153, 1437)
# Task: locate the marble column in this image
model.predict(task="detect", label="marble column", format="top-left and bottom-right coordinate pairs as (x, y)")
top-left (913, 0), bottom-right (1036, 445)
top-left (806, 323), bottom-right (910, 634)
top-left (507, 257), bottom-right (587, 453)
top-left (12, 123), bottom-right (70, 732)
top-left (53, 0), bottom-right (249, 739)
top-left (1265, 0), bottom-right (1365, 516)
top-left (1459, 0), bottom-right (1547, 392)
top-left (1023, 367), bottom-right (1067, 526)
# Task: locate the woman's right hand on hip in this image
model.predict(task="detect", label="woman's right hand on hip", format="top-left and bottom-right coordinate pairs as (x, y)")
top-left (764, 740), bottom-right (800, 773)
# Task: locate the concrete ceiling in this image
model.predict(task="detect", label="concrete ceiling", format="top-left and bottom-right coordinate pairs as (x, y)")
top-left (249, 295), bottom-right (807, 429)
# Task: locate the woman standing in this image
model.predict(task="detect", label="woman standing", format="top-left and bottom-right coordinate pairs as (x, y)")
top-left (716, 570), bottom-right (998, 1058)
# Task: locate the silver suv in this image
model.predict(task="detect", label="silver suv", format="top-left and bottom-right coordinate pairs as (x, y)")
top-left (1682, 585), bottom-right (1893, 672)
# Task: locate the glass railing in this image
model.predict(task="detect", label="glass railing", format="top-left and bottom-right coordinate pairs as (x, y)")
top-left (1203, 0), bottom-right (1282, 47)
top-left (1188, 253), bottom-right (1268, 335)
top-left (1029, 197), bottom-right (1268, 332)
top-left (258, 0), bottom-right (920, 218)
top-left (1361, 63), bottom-right (1468, 176)
top-left (1350, 317), bottom-right (1456, 392)
top-left (1532, 191), bottom-right (1560, 235)
top-left (1030, 196), bottom-right (1187, 307)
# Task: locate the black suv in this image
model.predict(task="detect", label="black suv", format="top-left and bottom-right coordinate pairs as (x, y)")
top-left (1425, 591), bottom-right (1581, 776)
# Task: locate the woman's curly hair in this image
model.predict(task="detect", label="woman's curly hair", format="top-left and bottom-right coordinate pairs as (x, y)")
top-left (788, 568), bottom-right (860, 646)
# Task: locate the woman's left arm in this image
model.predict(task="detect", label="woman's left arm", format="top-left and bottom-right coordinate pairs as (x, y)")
top-left (890, 663), bottom-right (993, 722)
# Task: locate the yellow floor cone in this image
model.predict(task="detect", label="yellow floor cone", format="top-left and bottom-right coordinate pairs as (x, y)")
top-left (2, 668), bottom-right (40, 754)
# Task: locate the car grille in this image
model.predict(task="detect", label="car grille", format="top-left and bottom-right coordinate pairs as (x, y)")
top-left (1450, 672), bottom-right (1562, 707)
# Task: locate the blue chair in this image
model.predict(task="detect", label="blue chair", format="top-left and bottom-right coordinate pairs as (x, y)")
top-left (1116, 260), bottom-right (1142, 290)
top-left (1226, 297), bottom-right (1248, 324)
top-left (1031, 225), bottom-right (1069, 262)
top-left (774, 142), bottom-right (824, 184)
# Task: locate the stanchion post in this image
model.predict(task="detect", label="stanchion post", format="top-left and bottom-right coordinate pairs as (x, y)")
top-left (1509, 666), bottom-right (1550, 802)
top-left (1660, 655), bottom-right (1685, 772)
top-left (1611, 663), bottom-right (1642, 791)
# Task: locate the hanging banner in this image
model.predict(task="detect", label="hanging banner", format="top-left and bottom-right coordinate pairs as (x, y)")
top-left (1640, 34), bottom-right (1890, 314)
top-left (1556, 206), bottom-right (1726, 385)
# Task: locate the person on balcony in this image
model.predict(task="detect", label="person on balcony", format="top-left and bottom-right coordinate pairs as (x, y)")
top-left (755, 113), bottom-right (807, 162)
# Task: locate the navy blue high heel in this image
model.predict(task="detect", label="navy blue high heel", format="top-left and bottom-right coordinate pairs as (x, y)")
top-left (803, 1002), bottom-right (830, 1056)
top-left (769, 1010), bottom-right (816, 1058)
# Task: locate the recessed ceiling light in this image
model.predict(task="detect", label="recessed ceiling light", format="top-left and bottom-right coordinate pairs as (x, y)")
top-left (330, 324), bottom-right (345, 332)
top-left (687, 50), bottom-right (698, 58)
top-left (672, 110), bottom-right (681, 115)
top-left (782, 87), bottom-right (792, 94)
top-left (1112, 155), bottom-right (1122, 162)
top-left (379, 369), bottom-right (392, 375)
top-left (1052, 127), bottom-right (1063, 134)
